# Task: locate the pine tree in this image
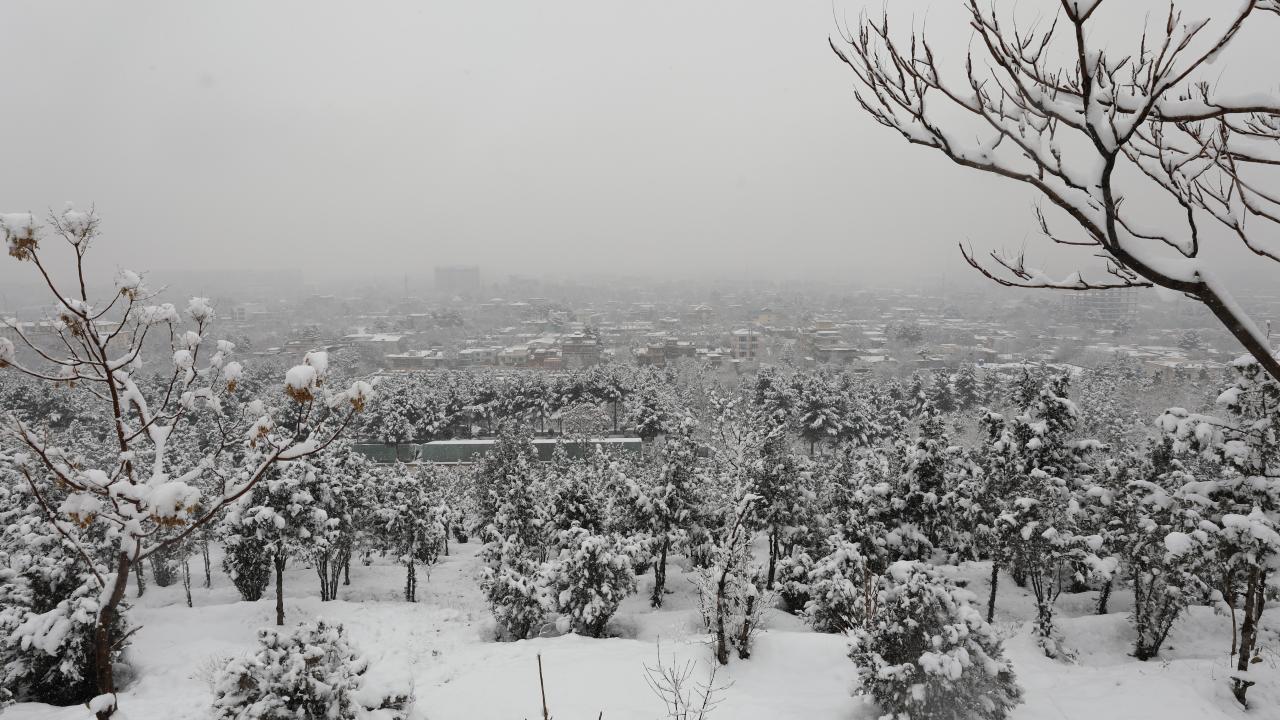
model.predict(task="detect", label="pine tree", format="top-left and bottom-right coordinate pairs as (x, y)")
top-left (927, 372), bottom-right (958, 414)
top-left (750, 430), bottom-right (807, 588)
top-left (375, 465), bottom-right (446, 602)
top-left (850, 562), bottom-right (1022, 720)
top-left (954, 365), bottom-right (981, 411)
top-left (540, 528), bottom-right (637, 638)
top-left (1157, 356), bottom-right (1280, 705)
top-left (476, 429), bottom-right (549, 639)
top-left (804, 539), bottom-right (874, 633)
top-left (633, 417), bottom-right (703, 607)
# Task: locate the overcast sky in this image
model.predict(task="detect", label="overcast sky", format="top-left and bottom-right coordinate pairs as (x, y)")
top-left (1, 0), bottom-right (1275, 292)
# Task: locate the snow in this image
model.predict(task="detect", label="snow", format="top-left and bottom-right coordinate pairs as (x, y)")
top-left (0, 212), bottom-right (36, 240)
top-left (187, 297), bottom-right (214, 323)
top-left (285, 365), bottom-right (318, 394)
top-left (9, 543), bottom-right (1272, 720)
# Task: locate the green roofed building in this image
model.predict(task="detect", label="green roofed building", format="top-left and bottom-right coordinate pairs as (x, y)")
top-left (354, 437), bottom-right (643, 465)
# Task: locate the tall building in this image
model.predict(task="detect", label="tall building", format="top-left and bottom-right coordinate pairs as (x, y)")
top-left (1060, 287), bottom-right (1140, 325)
top-left (434, 265), bottom-right (480, 297)
top-left (730, 328), bottom-right (761, 360)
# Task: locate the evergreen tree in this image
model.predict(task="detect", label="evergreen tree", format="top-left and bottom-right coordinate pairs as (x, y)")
top-left (633, 417), bottom-right (703, 607)
top-left (849, 562), bottom-right (1022, 720)
top-left (927, 372), bottom-right (957, 414)
top-left (954, 365), bottom-right (981, 411)
top-left (540, 528), bottom-right (637, 638)
top-left (375, 465), bottom-right (446, 602)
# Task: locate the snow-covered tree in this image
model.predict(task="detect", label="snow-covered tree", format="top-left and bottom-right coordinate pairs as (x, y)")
top-left (633, 417), bottom-right (703, 607)
top-left (693, 491), bottom-right (765, 664)
top-left (476, 429), bottom-right (549, 639)
top-left (835, 0), bottom-right (1280, 380)
top-left (954, 365), bottom-right (981, 411)
top-left (773, 551), bottom-right (814, 615)
top-left (0, 209), bottom-right (368, 717)
top-left (1090, 443), bottom-right (1210, 659)
top-left (375, 465), bottom-right (447, 602)
top-left (211, 620), bottom-right (409, 720)
top-left (749, 431), bottom-right (808, 589)
top-left (540, 528), bottom-right (637, 638)
top-left (927, 372), bottom-right (957, 414)
top-left (804, 538), bottom-right (874, 634)
top-left (992, 375), bottom-right (1098, 657)
top-left (849, 561), bottom-right (1022, 720)
top-left (1158, 355), bottom-right (1280, 705)
top-left (0, 478), bottom-right (131, 706)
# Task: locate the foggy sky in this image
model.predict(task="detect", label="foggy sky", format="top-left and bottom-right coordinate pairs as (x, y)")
top-left (1, 0), bottom-right (1275, 292)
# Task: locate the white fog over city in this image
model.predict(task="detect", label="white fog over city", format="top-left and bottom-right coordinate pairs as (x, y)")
top-left (1, 2), bottom-right (1278, 719)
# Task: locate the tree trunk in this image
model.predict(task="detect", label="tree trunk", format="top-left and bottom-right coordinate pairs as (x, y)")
top-left (274, 553), bottom-right (286, 626)
top-left (714, 568), bottom-right (730, 665)
top-left (986, 561), bottom-right (1000, 624)
top-left (93, 552), bottom-right (132, 720)
top-left (134, 561), bottom-right (146, 598)
top-left (737, 595), bottom-right (755, 660)
top-left (1232, 567), bottom-right (1266, 707)
top-left (766, 532), bottom-right (778, 590)
top-left (405, 561), bottom-right (416, 602)
top-left (651, 536), bottom-right (669, 608)
top-left (202, 538), bottom-right (211, 589)
top-left (1095, 578), bottom-right (1113, 615)
top-left (182, 558), bottom-right (192, 608)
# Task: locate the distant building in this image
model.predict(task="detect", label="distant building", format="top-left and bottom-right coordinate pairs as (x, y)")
top-left (385, 349), bottom-right (448, 371)
top-left (560, 333), bottom-right (602, 368)
top-left (434, 265), bottom-right (480, 297)
top-left (1060, 287), bottom-right (1139, 324)
top-left (730, 329), bottom-right (760, 361)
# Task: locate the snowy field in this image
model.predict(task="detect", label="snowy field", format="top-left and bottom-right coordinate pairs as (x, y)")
top-left (6, 541), bottom-right (1275, 720)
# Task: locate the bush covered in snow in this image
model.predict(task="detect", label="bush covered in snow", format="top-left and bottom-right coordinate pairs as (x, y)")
top-left (0, 483), bottom-right (132, 706)
top-left (849, 562), bottom-right (1022, 720)
top-left (211, 619), bottom-right (411, 720)
top-left (773, 551), bottom-right (813, 614)
top-left (805, 540), bottom-right (873, 633)
top-left (480, 538), bottom-right (546, 641)
top-left (220, 525), bottom-right (272, 602)
top-left (540, 528), bottom-right (637, 638)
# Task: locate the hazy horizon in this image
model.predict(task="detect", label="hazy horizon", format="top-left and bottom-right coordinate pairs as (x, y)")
top-left (2, 0), bottom-right (1276, 290)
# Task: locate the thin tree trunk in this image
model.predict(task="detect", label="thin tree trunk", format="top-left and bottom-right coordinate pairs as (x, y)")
top-left (182, 558), bottom-right (192, 608)
top-left (94, 552), bottom-right (132, 720)
top-left (274, 553), bottom-right (286, 626)
top-left (1232, 567), bottom-right (1265, 706)
top-left (714, 567), bottom-right (730, 665)
top-left (651, 536), bottom-right (668, 608)
top-left (134, 560), bottom-right (146, 598)
top-left (737, 595), bottom-right (755, 660)
top-left (202, 538), bottom-right (211, 589)
top-left (766, 532), bottom-right (778, 590)
top-left (1095, 578), bottom-right (1113, 615)
top-left (406, 561), bottom-right (416, 602)
top-left (987, 561), bottom-right (1000, 623)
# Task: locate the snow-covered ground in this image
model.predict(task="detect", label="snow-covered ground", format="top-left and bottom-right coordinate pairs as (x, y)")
top-left (6, 541), bottom-right (1276, 720)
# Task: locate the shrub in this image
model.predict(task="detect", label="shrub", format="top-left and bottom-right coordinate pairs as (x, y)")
top-left (849, 562), bottom-right (1022, 720)
top-left (211, 620), bottom-right (368, 720)
top-left (541, 528), bottom-right (637, 638)
top-left (774, 552), bottom-right (813, 614)
top-left (805, 540), bottom-right (873, 633)
top-left (221, 531), bottom-right (272, 602)
top-left (480, 538), bottom-right (546, 640)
